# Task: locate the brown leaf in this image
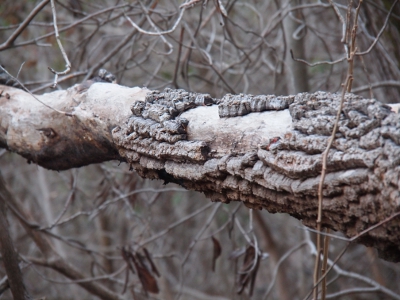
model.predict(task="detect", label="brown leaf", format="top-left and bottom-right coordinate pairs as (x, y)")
top-left (211, 236), bottom-right (222, 272)
top-left (143, 247), bottom-right (160, 277)
top-left (131, 252), bottom-right (159, 294)
top-left (121, 247), bottom-right (135, 274)
top-left (237, 245), bottom-right (260, 296)
top-left (122, 264), bottom-right (130, 294)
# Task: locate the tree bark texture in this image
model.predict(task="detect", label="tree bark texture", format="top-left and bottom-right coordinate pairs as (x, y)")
top-left (1, 83), bottom-right (400, 262)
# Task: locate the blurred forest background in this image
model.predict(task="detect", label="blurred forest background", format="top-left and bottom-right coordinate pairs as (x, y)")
top-left (1, 0), bottom-right (400, 299)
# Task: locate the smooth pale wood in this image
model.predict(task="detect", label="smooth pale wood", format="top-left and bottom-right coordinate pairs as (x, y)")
top-left (182, 106), bottom-right (292, 155)
top-left (0, 83), bottom-right (148, 169)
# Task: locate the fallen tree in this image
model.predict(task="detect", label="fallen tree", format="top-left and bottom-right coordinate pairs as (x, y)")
top-left (1, 81), bottom-right (400, 262)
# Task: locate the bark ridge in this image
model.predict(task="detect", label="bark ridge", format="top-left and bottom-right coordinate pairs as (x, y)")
top-left (113, 89), bottom-right (400, 262)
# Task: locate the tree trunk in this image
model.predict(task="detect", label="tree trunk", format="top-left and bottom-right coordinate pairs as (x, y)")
top-left (1, 82), bottom-right (400, 262)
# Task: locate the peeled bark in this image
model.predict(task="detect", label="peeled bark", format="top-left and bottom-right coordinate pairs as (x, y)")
top-left (1, 83), bottom-right (400, 262)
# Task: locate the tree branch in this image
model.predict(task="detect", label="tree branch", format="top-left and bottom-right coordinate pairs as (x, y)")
top-left (1, 83), bottom-right (400, 262)
top-left (0, 166), bottom-right (124, 300)
top-left (0, 173), bottom-right (31, 300)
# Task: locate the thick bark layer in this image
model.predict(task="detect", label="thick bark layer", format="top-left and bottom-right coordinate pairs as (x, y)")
top-left (1, 83), bottom-right (400, 261)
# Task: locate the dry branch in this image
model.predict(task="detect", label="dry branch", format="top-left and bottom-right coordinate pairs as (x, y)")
top-left (1, 82), bottom-right (400, 262)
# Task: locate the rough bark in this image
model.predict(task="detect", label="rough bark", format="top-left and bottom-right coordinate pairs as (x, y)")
top-left (1, 83), bottom-right (400, 262)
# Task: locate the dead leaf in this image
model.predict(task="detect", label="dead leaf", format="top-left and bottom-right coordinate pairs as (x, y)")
top-left (121, 247), bottom-right (160, 294)
top-left (131, 252), bottom-right (159, 294)
top-left (211, 236), bottom-right (222, 272)
top-left (143, 247), bottom-right (160, 277)
top-left (237, 245), bottom-right (260, 296)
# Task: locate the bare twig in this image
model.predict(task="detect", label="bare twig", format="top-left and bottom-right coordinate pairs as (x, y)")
top-left (1, 176), bottom-right (123, 300)
top-left (346, 1), bottom-right (362, 92)
top-left (313, 1), bottom-right (366, 296)
top-left (304, 230), bottom-right (400, 300)
top-left (328, 0), bottom-right (346, 42)
top-left (136, 1), bottom-right (173, 55)
top-left (356, 0), bottom-right (399, 56)
top-left (0, 0), bottom-right (50, 50)
top-left (313, 73), bottom-right (351, 300)
top-left (263, 241), bottom-right (308, 299)
top-left (45, 172), bottom-right (78, 230)
top-left (27, 259), bottom-right (126, 285)
top-left (176, 203), bottom-right (222, 299)
top-left (173, 27), bottom-right (185, 88)
top-left (48, 0), bottom-right (71, 88)
top-left (0, 66), bottom-right (71, 115)
top-left (290, 50), bottom-right (346, 66)
top-left (37, 187), bottom-right (187, 230)
top-left (321, 229), bottom-right (330, 300)
top-left (139, 202), bottom-right (215, 247)
top-left (124, 4), bottom-right (187, 36)
top-left (8, 4), bottom-right (130, 50)
top-left (0, 172), bottom-right (32, 300)
top-left (303, 210), bottom-right (400, 300)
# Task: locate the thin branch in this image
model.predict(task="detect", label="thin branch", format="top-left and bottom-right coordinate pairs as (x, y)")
top-left (356, 0), bottom-right (399, 56)
top-left (139, 202), bottom-right (215, 247)
top-left (263, 241), bottom-right (308, 299)
top-left (346, 0), bottom-right (362, 92)
top-left (138, 1), bottom-right (173, 55)
top-left (301, 211), bottom-right (400, 243)
top-left (313, 74), bottom-right (352, 299)
top-left (38, 187), bottom-right (187, 230)
top-left (0, 0), bottom-right (50, 50)
top-left (48, 0), bottom-right (71, 88)
top-left (8, 4), bottom-right (130, 49)
top-left (44, 173), bottom-right (78, 230)
top-left (177, 203), bottom-right (222, 298)
top-left (2, 183), bottom-right (123, 300)
top-left (173, 27), bottom-right (185, 88)
top-left (124, 4), bottom-right (187, 36)
top-left (27, 258), bottom-right (126, 285)
top-left (321, 229), bottom-right (331, 300)
top-left (303, 210), bottom-right (400, 300)
top-left (30, 71), bottom-right (87, 93)
top-left (328, 0), bottom-right (346, 42)
top-left (83, 13), bottom-right (150, 81)
top-left (0, 172), bottom-right (32, 300)
top-left (290, 49), bottom-right (346, 66)
top-left (0, 66), bottom-right (72, 116)
top-left (352, 80), bottom-right (400, 93)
